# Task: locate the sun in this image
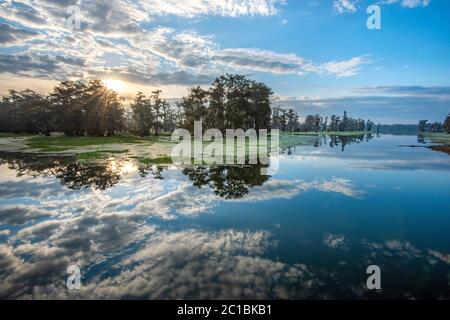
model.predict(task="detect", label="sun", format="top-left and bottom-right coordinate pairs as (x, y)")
top-left (103, 79), bottom-right (125, 93)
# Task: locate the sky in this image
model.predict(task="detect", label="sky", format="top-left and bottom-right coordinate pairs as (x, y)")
top-left (0, 0), bottom-right (449, 124)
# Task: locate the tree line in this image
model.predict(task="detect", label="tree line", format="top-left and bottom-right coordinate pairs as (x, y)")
top-left (0, 80), bottom-right (178, 137)
top-left (1, 74), bottom-right (377, 137)
top-left (177, 74), bottom-right (272, 134)
top-left (0, 75), bottom-right (272, 136)
top-left (0, 80), bottom-right (124, 136)
top-left (418, 114), bottom-right (450, 133)
top-left (271, 107), bottom-right (374, 133)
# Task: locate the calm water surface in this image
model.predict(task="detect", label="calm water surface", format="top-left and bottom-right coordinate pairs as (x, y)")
top-left (1, 134), bottom-right (449, 299)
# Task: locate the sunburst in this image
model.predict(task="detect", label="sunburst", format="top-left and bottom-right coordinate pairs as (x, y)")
top-left (103, 79), bottom-right (125, 93)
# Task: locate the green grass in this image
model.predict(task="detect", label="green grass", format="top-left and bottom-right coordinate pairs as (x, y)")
top-left (418, 132), bottom-right (450, 143)
top-left (286, 131), bottom-right (371, 136)
top-left (76, 149), bottom-right (129, 160)
top-left (138, 156), bottom-right (173, 165)
top-left (26, 135), bottom-right (146, 151)
top-left (77, 151), bottom-right (109, 160)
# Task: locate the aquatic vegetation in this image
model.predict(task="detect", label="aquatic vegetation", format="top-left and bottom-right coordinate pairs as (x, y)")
top-left (26, 135), bottom-right (146, 152)
top-left (1, 135), bottom-right (450, 299)
top-left (138, 156), bottom-right (173, 165)
top-left (77, 149), bottom-right (130, 161)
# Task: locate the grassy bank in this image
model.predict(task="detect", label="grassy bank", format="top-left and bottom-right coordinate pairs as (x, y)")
top-left (0, 131), bottom-right (372, 156)
top-left (25, 135), bottom-right (147, 152)
top-left (418, 132), bottom-right (450, 144)
top-left (286, 131), bottom-right (371, 136)
top-left (77, 149), bottom-right (130, 161)
top-left (138, 156), bottom-right (173, 165)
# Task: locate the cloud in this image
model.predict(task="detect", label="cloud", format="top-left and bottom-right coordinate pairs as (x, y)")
top-left (334, 0), bottom-right (431, 14)
top-left (138, 0), bottom-right (286, 18)
top-left (90, 67), bottom-right (215, 86)
top-left (333, 0), bottom-right (359, 14)
top-left (276, 86), bottom-right (450, 124)
top-left (382, 0), bottom-right (431, 8)
top-left (0, 159), bottom-right (448, 299)
top-left (428, 249), bottom-right (450, 264)
top-left (311, 178), bottom-right (362, 198)
top-left (139, 28), bottom-right (369, 78)
top-left (240, 177), bottom-right (362, 201)
top-left (212, 49), bottom-right (370, 77)
top-left (0, 0), bottom-right (285, 32)
top-left (81, 0), bottom-right (148, 35)
top-left (324, 234), bottom-right (348, 249)
top-left (317, 56), bottom-right (371, 77)
top-left (136, 176), bottom-right (362, 218)
top-left (212, 48), bottom-right (312, 74)
top-left (0, 1), bottom-right (369, 89)
top-left (0, 205), bottom-right (51, 225)
top-left (0, 1), bottom-right (48, 29)
top-left (0, 53), bottom-right (85, 79)
top-left (15, 220), bottom-right (62, 239)
top-left (2, 228), bottom-right (324, 299)
top-left (0, 23), bottom-right (42, 46)
top-left (355, 85), bottom-right (450, 97)
top-left (0, 179), bottom-right (63, 199)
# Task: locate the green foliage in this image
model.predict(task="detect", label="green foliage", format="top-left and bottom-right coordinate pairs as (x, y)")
top-left (273, 107), bottom-right (370, 133)
top-left (49, 80), bottom-right (125, 136)
top-left (129, 90), bottom-right (176, 137)
top-left (179, 74), bottom-right (273, 134)
top-left (0, 89), bottom-right (50, 134)
top-left (27, 135), bottom-right (144, 151)
top-left (289, 131), bottom-right (370, 136)
top-left (76, 149), bottom-right (129, 161)
top-left (418, 132), bottom-right (450, 143)
top-left (138, 156), bottom-right (173, 164)
top-left (1, 75), bottom-right (413, 139)
top-left (418, 116), bottom-right (449, 133)
top-left (444, 113), bottom-right (450, 134)
top-left (0, 81), bottom-right (125, 136)
top-left (76, 151), bottom-right (109, 160)
top-left (129, 91), bottom-right (153, 136)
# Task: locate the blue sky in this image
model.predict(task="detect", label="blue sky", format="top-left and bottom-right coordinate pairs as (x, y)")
top-left (0, 0), bottom-right (449, 123)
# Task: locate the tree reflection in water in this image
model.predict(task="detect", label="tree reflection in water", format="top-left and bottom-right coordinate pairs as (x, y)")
top-left (282, 133), bottom-right (374, 154)
top-left (181, 165), bottom-right (270, 199)
top-left (0, 152), bottom-right (270, 198)
top-left (0, 152), bottom-right (121, 190)
top-left (328, 133), bottom-right (374, 152)
top-left (0, 135), bottom-right (375, 196)
top-left (138, 164), bottom-right (166, 180)
top-left (56, 162), bottom-right (121, 190)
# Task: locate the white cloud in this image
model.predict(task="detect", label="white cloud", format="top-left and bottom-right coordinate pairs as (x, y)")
top-left (139, 176), bottom-right (362, 218)
top-left (382, 0), bottom-right (431, 8)
top-left (334, 0), bottom-right (431, 14)
top-left (324, 234), bottom-right (348, 249)
top-left (333, 0), bottom-right (359, 14)
top-left (317, 56), bottom-right (371, 77)
top-left (0, 0), bottom-right (368, 91)
top-left (139, 0), bottom-right (286, 18)
top-left (2, 227), bottom-right (324, 299)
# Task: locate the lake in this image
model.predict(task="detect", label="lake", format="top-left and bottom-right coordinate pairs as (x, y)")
top-left (1, 134), bottom-right (449, 299)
